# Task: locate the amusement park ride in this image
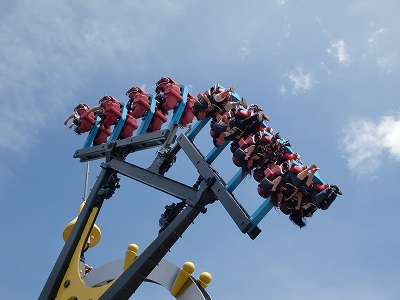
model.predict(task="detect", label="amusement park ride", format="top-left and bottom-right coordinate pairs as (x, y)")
top-left (39, 77), bottom-right (325, 299)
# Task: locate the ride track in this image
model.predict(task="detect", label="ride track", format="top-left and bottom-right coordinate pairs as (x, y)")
top-left (39, 80), bottom-right (325, 299)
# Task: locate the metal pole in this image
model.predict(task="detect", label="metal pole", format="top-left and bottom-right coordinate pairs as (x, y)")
top-left (83, 162), bottom-right (90, 202)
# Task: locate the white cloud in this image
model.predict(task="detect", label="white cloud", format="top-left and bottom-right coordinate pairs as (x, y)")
top-left (377, 51), bottom-right (398, 74)
top-left (283, 67), bottom-right (316, 94)
top-left (368, 28), bottom-right (386, 50)
top-left (275, 0), bottom-right (286, 5)
top-left (366, 27), bottom-right (398, 74)
top-left (240, 40), bottom-right (250, 59)
top-left (327, 39), bottom-right (351, 66)
top-left (342, 115), bottom-right (400, 179)
top-left (0, 1), bottom-right (189, 153)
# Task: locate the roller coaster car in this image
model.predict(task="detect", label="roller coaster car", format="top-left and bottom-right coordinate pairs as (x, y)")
top-left (147, 109), bottom-right (168, 133)
top-left (232, 148), bottom-right (246, 167)
top-left (155, 77), bottom-right (183, 111)
top-left (311, 182), bottom-right (329, 192)
top-left (257, 178), bottom-right (274, 198)
top-left (282, 152), bottom-right (300, 161)
top-left (290, 165), bottom-right (307, 174)
top-left (235, 109), bottom-right (252, 119)
top-left (126, 87), bottom-right (151, 119)
top-left (74, 104), bottom-right (96, 134)
top-left (94, 124), bottom-right (111, 145)
top-left (100, 96), bottom-right (122, 127)
top-left (119, 113), bottom-right (138, 139)
top-left (253, 168), bottom-right (265, 182)
top-left (264, 164), bottom-right (283, 181)
top-left (179, 93), bottom-right (196, 126)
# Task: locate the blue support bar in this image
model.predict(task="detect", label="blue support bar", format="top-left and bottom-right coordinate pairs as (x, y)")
top-left (167, 85), bottom-right (188, 130)
top-left (82, 116), bottom-right (101, 149)
top-left (136, 94), bottom-right (156, 136)
top-left (204, 141), bottom-right (229, 164)
top-left (185, 118), bottom-right (210, 141)
top-left (225, 169), bottom-right (244, 193)
top-left (231, 91), bottom-right (241, 102)
top-left (109, 102), bottom-right (127, 141)
top-left (248, 199), bottom-right (273, 233)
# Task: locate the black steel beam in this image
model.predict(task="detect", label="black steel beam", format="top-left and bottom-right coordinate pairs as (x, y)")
top-left (39, 167), bottom-right (115, 300)
top-left (73, 130), bottom-right (170, 162)
top-left (176, 134), bottom-right (258, 235)
top-left (99, 188), bottom-right (215, 300)
top-left (103, 159), bottom-right (199, 205)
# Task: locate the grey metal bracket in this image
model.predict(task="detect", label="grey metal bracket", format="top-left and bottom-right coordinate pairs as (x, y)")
top-left (175, 134), bottom-right (260, 237)
top-left (73, 129), bottom-right (171, 162)
top-left (102, 158), bottom-right (202, 207)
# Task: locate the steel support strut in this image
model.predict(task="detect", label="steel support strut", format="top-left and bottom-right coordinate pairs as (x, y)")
top-left (39, 166), bottom-right (117, 300)
top-left (176, 134), bottom-right (260, 237)
top-left (99, 187), bottom-right (215, 299)
top-left (41, 121), bottom-right (261, 299)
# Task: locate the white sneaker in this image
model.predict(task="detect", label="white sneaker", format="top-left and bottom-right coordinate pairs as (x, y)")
top-left (240, 97), bottom-right (247, 107)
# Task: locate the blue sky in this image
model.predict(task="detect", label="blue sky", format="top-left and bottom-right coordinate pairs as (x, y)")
top-left (1, 0), bottom-right (399, 299)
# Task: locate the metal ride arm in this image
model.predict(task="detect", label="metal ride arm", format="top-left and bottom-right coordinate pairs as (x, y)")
top-left (40, 112), bottom-right (261, 298)
top-left (99, 185), bottom-right (215, 299)
top-left (39, 167), bottom-right (118, 300)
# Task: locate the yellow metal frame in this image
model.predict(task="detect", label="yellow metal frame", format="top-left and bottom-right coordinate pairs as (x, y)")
top-left (56, 207), bottom-right (115, 299)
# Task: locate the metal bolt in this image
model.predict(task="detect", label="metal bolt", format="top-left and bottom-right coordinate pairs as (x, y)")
top-left (63, 280), bottom-right (70, 288)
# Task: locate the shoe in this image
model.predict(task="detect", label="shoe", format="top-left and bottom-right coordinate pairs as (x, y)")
top-left (330, 185), bottom-right (342, 195)
top-left (250, 104), bottom-right (261, 112)
top-left (240, 97), bottom-right (247, 107)
top-left (257, 111), bottom-right (263, 122)
top-left (262, 112), bottom-right (270, 121)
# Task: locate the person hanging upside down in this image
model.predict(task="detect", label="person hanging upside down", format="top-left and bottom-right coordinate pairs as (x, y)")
top-left (64, 103), bottom-right (96, 134)
top-left (269, 164), bottom-right (320, 207)
top-left (194, 85), bottom-right (248, 120)
top-left (212, 109), bottom-right (269, 147)
top-left (240, 133), bottom-right (289, 176)
top-left (84, 95), bottom-right (122, 127)
top-left (288, 185), bottom-right (342, 228)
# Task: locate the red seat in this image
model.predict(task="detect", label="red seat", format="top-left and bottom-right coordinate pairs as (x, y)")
top-left (282, 152), bottom-right (299, 161)
top-left (156, 77), bottom-right (179, 93)
top-left (74, 104), bottom-right (96, 134)
top-left (257, 186), bottom-right (272, 198)
top-left (311, 183), bottom-right (329, 192)
top-left (179, 93), bottom-right (196, 126)
top-left (235, 109), bottom-right (251, 119)
top-left (94, 124), bottom-right (111, 145)
top-left (264, 165), bottom-right (282, 180)
top-left (259, 134), bottom-right (272, 144)
top-left (290, 165), bottom-right (307, 174)
top-left (253, 168), bottom-right (265, 182)
top-left (126, 87), bottom-right (151, 119)
top-left (119, 114), bottom-right (138, 139)
top-left (78, 113), bottom-right (96, 133)
top-left (161, 83), bottom-right (182, 111)
top-left (239, 136), bottom-right (255, 150)
top-left (147, 109), bottom-right (168, 132)
top-left (102, 99), bottom-right (122, 127)
top-left (232, 156), bottom-right (242, 167)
